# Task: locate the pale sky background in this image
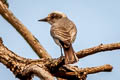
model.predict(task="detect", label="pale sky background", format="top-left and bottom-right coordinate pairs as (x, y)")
top-left (0, 0), bottom-right (120, 80)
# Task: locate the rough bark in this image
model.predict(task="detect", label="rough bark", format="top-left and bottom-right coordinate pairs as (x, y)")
top-left (0, 38), bottom-right (113, 80)
top-left (76, 43), bottom-right (120, 59)
top-left (0, 38), bottom-right (54, 80)
top-left (0, 1), bottom-right (51, 59)
top-left (0, 0), bottom-right (119, 80)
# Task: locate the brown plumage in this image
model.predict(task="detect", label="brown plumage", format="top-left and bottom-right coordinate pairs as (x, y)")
top-left (38, 11), bottom-right (78, 64)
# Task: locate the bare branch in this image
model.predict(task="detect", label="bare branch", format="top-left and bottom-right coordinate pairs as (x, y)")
top-left (54, 64), bottom-right (112, 79)
top-left (0, 1), bottom-right (119, 80)
top-left (0, 38), bottom-right (53, 80)
top-left (0, 0), bottom-right (8, 8)
top-left (23, 64), bottom-right (54, 80)
top-left (0, 38), bottom-right (113, 80)
top-left (0, 1), bottom-right (51, 59)
top-left (83, 64), bottom-right (113, 74)
top-left (76, 43), bottom-right (120, 58)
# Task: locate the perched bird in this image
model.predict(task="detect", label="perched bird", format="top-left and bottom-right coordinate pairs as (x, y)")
top-left (38, 11), bottom-right (78, 64)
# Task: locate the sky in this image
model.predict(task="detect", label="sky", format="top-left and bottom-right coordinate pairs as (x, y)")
top-left (0, 0), bottom-right (120, 80)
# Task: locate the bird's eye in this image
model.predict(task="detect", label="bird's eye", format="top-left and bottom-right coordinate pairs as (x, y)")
top-left (50, 13), bottom-right (62, 19)
top-left (51, 16), bottom-right (54, 19)
top-left (53, 13), bottom-right (57, 17)
top-left (50, 13), bottom-right (56, 19)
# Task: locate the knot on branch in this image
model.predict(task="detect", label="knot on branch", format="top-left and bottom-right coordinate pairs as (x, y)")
top-left (58, 65), bottom-right (88, 80)
top-left (78, 71), bottom-right (87, 80)
top-left (45, 57), bottom-right (65, 73)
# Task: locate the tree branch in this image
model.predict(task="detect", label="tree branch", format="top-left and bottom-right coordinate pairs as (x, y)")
top-left (0, 37), bottom-right (54, 80)
top-left (0, 1), bottom-right (119, 80)
top-left (0, 0), bottom-right (8, 8)
top-left (76, 43), bottom-right (120, 59)
top-left (0, 1), bottom-right (51, 59)
top-left (84, 64), bottom-right (113, 74)
top-left (0, 38), bottom-right (113, 80)
top-left (54, 64), bottom-right (112, 79)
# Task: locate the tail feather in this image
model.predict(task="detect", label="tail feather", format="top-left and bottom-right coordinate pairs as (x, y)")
top-left (63, 44), bottom-right (78, 64)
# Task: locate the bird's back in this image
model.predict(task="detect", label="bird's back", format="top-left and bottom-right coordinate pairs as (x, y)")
top-left (50, 17), bottom-right (77, 46)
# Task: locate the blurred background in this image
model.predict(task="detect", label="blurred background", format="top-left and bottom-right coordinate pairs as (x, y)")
top-left (0, 0), bottom-right (120, 80)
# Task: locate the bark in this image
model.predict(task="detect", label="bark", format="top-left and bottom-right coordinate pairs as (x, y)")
top-left (0, 1), bottom-right (119, 80)
top-left (0, 38), bottom-right (113, 80)
top-left (0, 38), bottom-right (53, 80)
top-left (0, 1), bottom-right (51, 59)
top-left (76, 43), bottom-right (120, 58)
top-left (0, 0), bottom-right (8, 8)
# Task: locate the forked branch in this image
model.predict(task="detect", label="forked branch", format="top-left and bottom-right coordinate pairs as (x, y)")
top-left (0, 38), bottom-right (113, 80)
top-left (0, 1), bottom-right (119, 80)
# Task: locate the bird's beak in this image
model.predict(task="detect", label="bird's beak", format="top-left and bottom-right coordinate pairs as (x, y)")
top-left (38, 17), bottom-right (48, 22)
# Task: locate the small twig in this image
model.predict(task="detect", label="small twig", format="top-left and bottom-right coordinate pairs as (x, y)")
top-left (76, 43), bottom-right (120, 59)
top-left (78, 64), bottom-right (113, 74)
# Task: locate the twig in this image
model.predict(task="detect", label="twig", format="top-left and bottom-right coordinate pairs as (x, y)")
top-left (76, 43), bottom-right (120, 58)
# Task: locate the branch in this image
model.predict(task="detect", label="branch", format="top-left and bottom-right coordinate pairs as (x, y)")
top-left (0, 38), bottom-right (54, 80)
top-left (0, 0), bottom-right (9, 8)
top-left (83, 64), bottom-right (113, 74)
top-left (0, 38), bottom-right (113, 80)
top-left (76, 43), bottom-right (120, 58)
top-left (0, 1), bottom-right (119, 80)
top-left (22, 64), bottom-right (54, 80)
top-left (0, 1), bottom-right (51, 59)
top-left (53, 64), bottom-right (112, 79)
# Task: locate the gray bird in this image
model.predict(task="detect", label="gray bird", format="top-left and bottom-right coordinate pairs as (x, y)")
top-left (38, 11), bottom-right (78, 64)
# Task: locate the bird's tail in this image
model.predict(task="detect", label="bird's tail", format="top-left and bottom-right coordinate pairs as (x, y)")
top-left (63, 44), bottom-right (78, 64)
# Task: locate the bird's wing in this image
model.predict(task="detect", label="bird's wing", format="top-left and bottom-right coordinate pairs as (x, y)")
top-left (50, 24), bottom-right (71, 45)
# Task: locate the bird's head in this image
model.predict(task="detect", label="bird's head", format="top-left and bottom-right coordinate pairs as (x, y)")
top-left (38, 11), bottom-right (67, 24)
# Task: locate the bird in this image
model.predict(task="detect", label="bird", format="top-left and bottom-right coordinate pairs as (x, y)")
top-left (38, 11), bottom-right (78, 64)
